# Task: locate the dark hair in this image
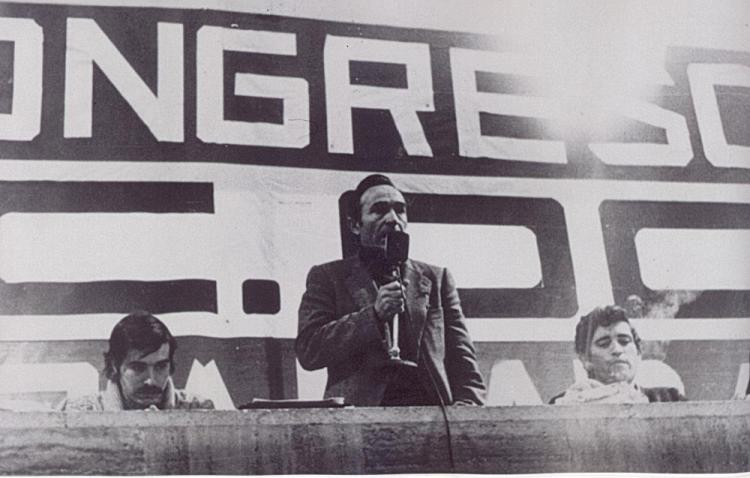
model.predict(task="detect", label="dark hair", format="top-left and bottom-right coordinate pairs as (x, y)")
top-left (104, 311), bottom-right (177, 380)
top-left (574, 305), bottom-right (642, 357)
top-left (349, 174), bottom-right (398, 224)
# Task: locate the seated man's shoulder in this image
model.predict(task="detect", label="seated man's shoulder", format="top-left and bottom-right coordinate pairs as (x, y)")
top-left (59, 393), bottom-right (105, 412)
top-left (173, 389), bottom-right (215, 410)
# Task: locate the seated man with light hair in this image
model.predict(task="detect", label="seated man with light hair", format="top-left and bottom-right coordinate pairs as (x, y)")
top-left (550, 305), bottom-right (686, 404)
top-left (60, 311), bottom-right (214, 411)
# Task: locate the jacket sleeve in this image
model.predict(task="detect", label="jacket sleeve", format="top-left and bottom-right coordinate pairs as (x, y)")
top-left (440, 267), bottom-right (487, 405)
top-left (296, 264), bottom-right (387, 371)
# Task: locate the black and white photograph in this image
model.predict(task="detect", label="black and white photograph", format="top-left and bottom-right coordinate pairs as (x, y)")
top-left (0, 0), bottom-right (748, 474)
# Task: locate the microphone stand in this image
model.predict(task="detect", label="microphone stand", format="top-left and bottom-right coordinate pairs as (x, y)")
top-left (386, 262), bottom-right (417, 368)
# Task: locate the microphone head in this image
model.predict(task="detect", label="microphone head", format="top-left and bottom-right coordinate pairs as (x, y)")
top-left (385, 229), bottom-right (409, 266)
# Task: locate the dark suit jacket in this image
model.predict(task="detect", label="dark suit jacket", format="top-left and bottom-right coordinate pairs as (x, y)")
top-left (296, 256), bottom-right (486, 406)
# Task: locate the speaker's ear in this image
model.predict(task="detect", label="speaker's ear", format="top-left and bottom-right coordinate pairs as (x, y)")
top-left (348, 215), bottom-right (360, 236)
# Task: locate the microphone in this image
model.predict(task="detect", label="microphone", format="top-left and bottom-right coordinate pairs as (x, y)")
top-left (385, 229), bottom-right (409, 268)
top-left (383, 228), bottom-right (415, 367)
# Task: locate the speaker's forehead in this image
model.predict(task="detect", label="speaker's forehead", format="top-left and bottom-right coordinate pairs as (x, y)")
top-left (360, 185), bottom-right (405, 209)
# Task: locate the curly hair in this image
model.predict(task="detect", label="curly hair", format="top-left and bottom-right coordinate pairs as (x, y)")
top-left (574, 305), bottom-right (642, 357)
top-left (104, 311), bottom-right (177, 380)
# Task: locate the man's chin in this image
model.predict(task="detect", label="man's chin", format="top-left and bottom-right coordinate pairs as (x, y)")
top-left (608, 370), bottom-right (635, 384)
top-left (131, 395), bottom-right (162, 408)
top-left (362, 242), bottom-right (386, 252)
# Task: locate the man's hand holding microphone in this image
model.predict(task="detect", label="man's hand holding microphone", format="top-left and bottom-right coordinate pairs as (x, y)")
top-left (374, 280), bottom-right (406, 322)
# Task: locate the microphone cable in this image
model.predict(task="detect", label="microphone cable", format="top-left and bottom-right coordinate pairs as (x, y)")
top-left (421, 354), bottom-right (456, 471)
top-left (395, 265), bottom-right (456, 472)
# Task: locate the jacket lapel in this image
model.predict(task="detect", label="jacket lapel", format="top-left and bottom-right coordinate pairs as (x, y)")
top-left (344, 257), bottom-right (378, 311)
top-left (403, 260), bottom-right (431, 358)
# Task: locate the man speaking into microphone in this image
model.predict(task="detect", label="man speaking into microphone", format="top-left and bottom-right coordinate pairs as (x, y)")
top-left (296, 174), bottom-right (485, 406)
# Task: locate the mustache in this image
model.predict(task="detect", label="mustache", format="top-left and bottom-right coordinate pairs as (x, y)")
top-left (135, 385), bottom-right (163, 396)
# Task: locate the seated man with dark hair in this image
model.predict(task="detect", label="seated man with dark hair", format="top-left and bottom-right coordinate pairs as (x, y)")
top-left (60, 311), bottom-right (214, 411)
top-left (551, 305), bottom-right (686, 404)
